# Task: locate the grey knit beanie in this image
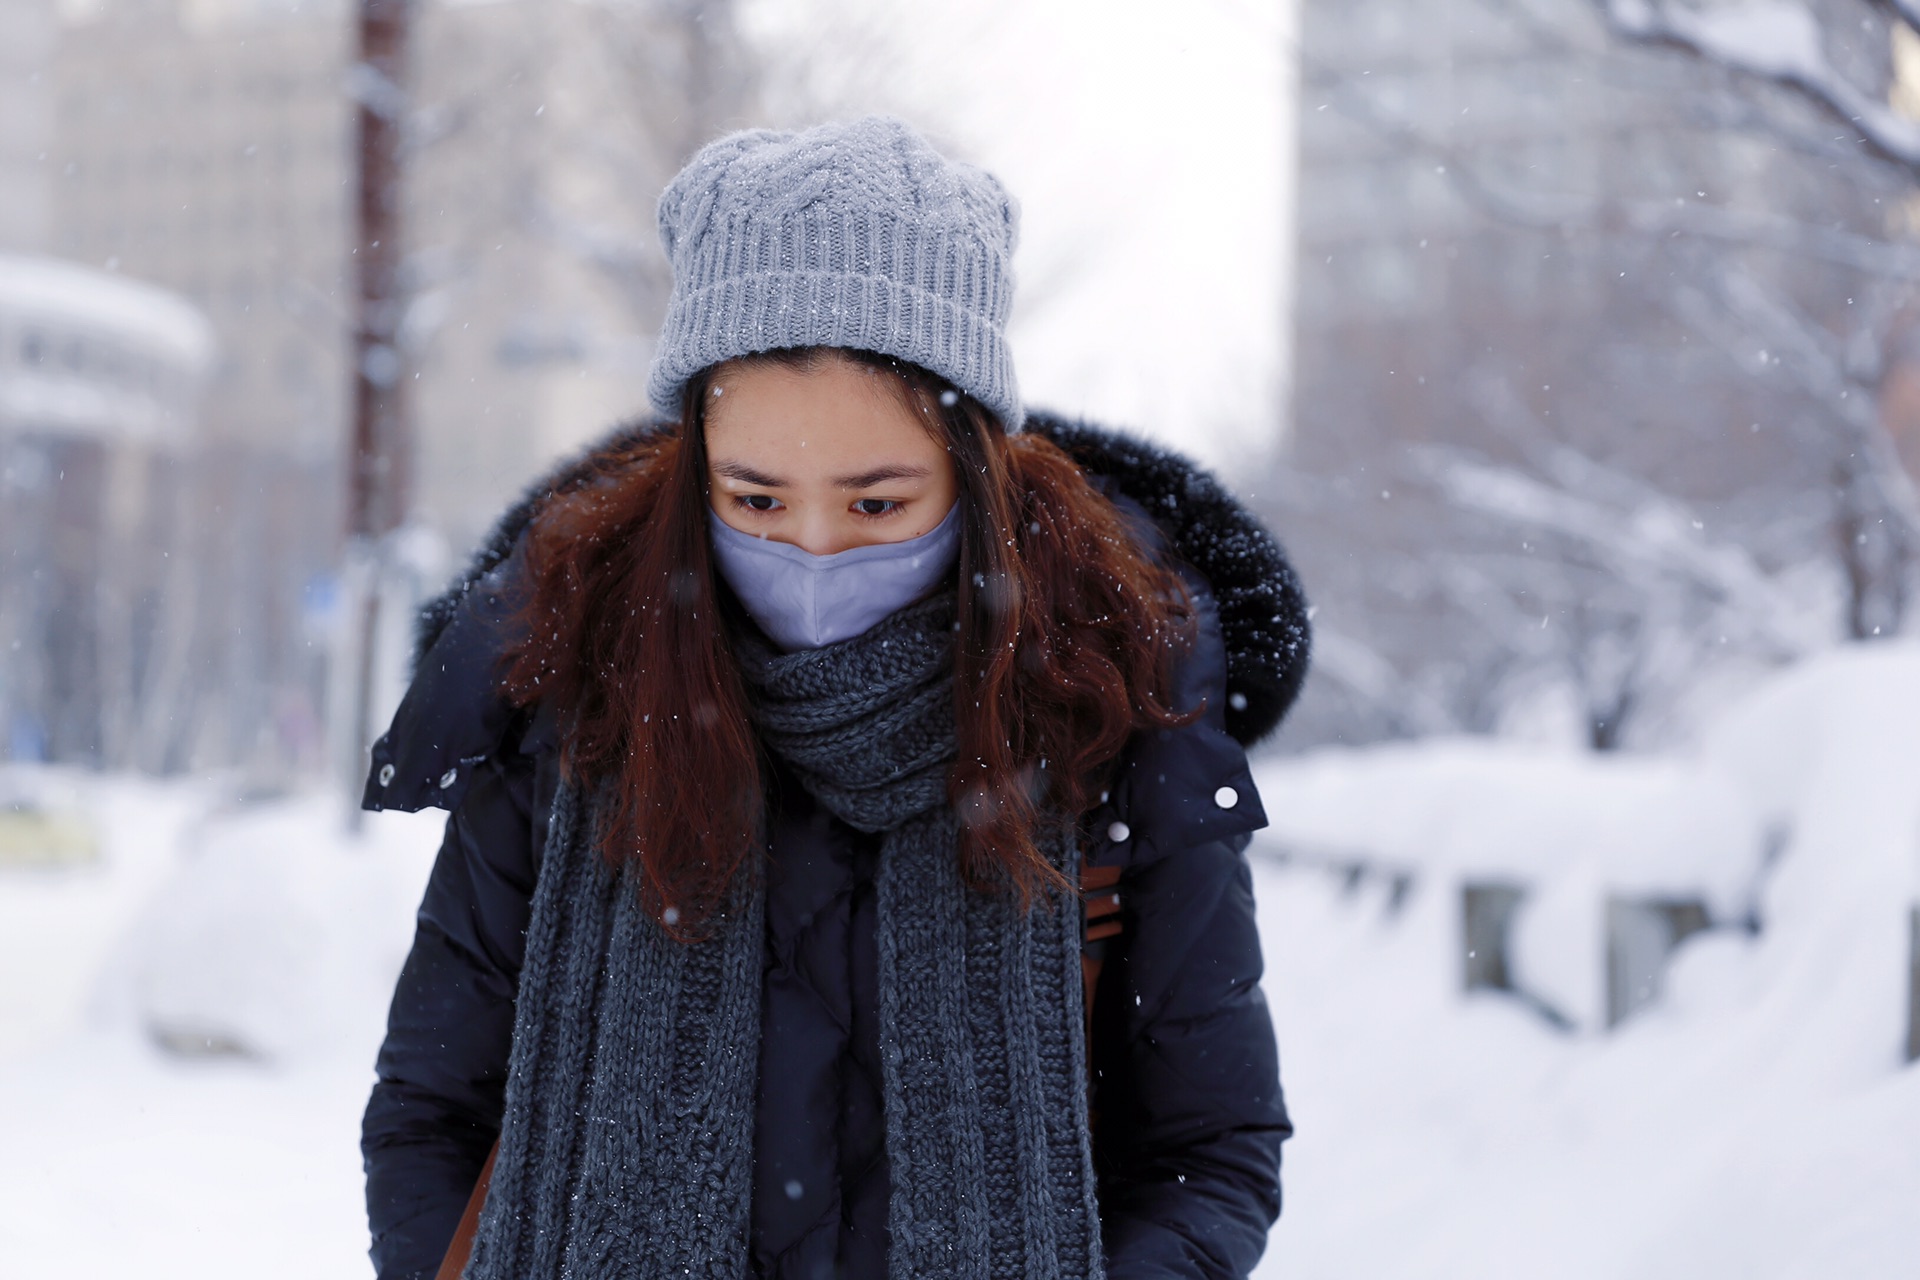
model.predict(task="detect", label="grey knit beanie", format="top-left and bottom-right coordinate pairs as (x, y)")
top-left (646, 116), bottom-right (1024, 429)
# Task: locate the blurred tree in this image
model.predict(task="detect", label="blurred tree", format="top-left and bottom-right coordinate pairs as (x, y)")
top-left (1593, 0), bottom-right (1920, 638)
top-left (1281, 0), bottom-right (1920, 750)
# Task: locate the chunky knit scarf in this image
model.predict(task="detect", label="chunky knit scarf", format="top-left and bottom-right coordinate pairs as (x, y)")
top-left (464, 595), bottom-right (1103, 1280)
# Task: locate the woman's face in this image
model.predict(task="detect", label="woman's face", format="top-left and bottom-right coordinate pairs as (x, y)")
top-left (703, 354), bottom-right (958, 556)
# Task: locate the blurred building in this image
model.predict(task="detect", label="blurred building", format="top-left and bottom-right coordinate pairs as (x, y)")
top-left (0, 0), bottom-right (56, 249)
top-left (0, 253), bottom-right (214, 766)
top-left (49, 0), bottom-right (350, 462)
top-left (46, 0), bottom-right (749, 548)
top-left (16, 0), bottom-right (761, 774)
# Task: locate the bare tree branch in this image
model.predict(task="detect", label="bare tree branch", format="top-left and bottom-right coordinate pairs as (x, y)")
top-left (1595, 0), bottom-right (1920, 174)
top-left (1667, 264), bottom-right (1920, 541)
top-left (1303, 50), bottom-right (1920, 279)
top-left (1423, 448), bottom-right (1808, 647)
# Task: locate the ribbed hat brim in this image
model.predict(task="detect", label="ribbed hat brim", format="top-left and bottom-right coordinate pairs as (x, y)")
top-left (646, 269), bottom-right (1022, 430)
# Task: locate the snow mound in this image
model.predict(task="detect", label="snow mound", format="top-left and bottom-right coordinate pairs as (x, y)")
top-left (108, 794), bottom-right (441, 1063)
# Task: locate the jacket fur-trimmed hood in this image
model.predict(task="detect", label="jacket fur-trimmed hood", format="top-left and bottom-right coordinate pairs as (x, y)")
top-left (409, 411), bottom-right (1310, 747)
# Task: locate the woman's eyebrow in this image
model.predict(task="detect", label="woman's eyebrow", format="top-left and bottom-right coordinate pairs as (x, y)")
top-left (834, 463), bottom-right (932, 489)
top-left (712, 459), bottom-right (786, 487)
top-left (711, 460), bottom-right (932, 488)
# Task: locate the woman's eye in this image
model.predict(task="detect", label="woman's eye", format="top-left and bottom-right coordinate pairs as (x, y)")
top-left (853, 498), bottom-right (901, 518)
top-left (738, 494), bottom-right (781, 513)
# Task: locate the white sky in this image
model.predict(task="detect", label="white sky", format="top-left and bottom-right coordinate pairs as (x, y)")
top-left (744, 0), bottom-right (1300, 468)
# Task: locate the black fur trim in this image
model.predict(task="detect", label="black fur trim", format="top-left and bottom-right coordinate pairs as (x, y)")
top-left (412, 413), bottom-right (1310, 746)
top-left (1024, 411), bottom-right (1310, 745)
top-left (409, 416), bottom-right (669, 667)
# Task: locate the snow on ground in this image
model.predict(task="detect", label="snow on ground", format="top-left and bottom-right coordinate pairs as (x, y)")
top-left (1, 1035), bottom-right (393, 1279)
top-left (1, 643), bottom-right (1916, 1277)
top-left (0, 778), bottom-right (441, 1278)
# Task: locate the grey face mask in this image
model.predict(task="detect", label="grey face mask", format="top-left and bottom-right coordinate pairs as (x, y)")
top-left (707, 501), bottom-right (962, 651)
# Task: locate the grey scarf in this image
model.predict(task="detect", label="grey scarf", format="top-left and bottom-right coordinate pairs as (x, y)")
top-left (464, 596), bottom-right (1104, 1279)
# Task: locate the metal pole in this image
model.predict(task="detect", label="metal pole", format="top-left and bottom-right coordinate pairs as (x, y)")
top-left (345, 0), bottom-right (413, 827)
top-left (350, 0), bottom-right (412, 542)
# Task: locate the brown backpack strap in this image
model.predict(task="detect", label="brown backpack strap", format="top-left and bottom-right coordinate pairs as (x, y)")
top-left (439, 859), bottom-right (1127, 1277)
top-left (435, 1139), bottom-right (498, 1280)
top-left (1080, 859), bottom-right (1124, 1032)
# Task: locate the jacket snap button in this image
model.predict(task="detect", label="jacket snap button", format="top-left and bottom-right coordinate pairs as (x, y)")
top-left (1214, 785), bottom-right (1239, 809)
top-left (1106, 820), bottom-right (1130, 843)
top-left (439, 767), bottom-right (459, 789)
top-left (377, 763), bottom-right (395, 787)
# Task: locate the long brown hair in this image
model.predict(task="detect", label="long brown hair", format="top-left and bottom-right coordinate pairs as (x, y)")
top-left (502, 348), bottom-right (1195, 935)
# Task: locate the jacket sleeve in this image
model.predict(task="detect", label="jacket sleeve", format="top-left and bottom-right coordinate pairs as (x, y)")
top-left (361, 750), bottom-right (539, 1280)
top-left (1086, 540), bottom-right (1291, 1278)
top-left (1091, 826), bottom-right (1289, 1280)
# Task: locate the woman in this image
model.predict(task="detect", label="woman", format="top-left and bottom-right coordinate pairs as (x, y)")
top-left (361, 116), bottom-right (1309, 1280)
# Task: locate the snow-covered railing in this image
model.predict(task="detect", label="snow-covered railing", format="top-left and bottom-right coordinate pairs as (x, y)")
top-left (1461, 878), bottom-right (1742, 1031)
top-left (1250, 740), bottom-right (1775, 1031)
top-left (1603, 893), bottom-right (1716, 1029)
top-left (1459, 879), bottom-right (1578, 1030)
top-left (1254, 837), bottom-right (1420, 919)
top-left (1253, 833), bottom-right (1759, 1033)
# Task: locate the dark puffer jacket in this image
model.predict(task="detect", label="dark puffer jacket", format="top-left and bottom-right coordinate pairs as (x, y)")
top-left (359, 415), bottom-right (1311, 1280)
